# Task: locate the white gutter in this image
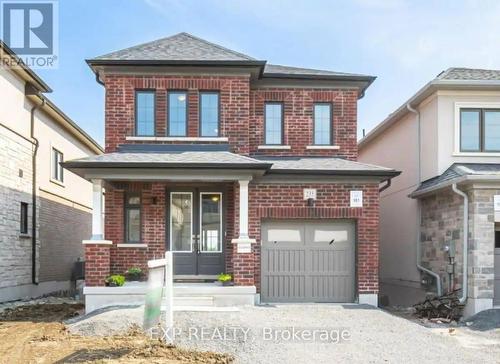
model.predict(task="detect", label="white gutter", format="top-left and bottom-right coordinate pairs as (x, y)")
top-left (451, 183), bottom-right (468, 304)
top-left (407, 103), bottom-right (443, 296)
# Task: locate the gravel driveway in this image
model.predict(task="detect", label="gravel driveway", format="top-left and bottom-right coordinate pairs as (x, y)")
top-left (69, 304), bottom-right (500, 364)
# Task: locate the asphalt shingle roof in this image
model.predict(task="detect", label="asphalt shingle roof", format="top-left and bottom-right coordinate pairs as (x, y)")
top-left (437, 67), bottom-right (500, 81)
top-left (88, 33), bottom-right (374, 82)
top-left (263, 64), bottom-right (372, 79)
top-left (63, 151), bottom-right (270, 169)
top-left (255, 157), bottom-right (398, 175)
top-left (413, 163), bottom-right (500, 195)
top-left (92, 32), bottom-right (256, 62)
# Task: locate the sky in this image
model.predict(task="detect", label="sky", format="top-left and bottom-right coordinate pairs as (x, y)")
top-left (30, 0), bottom-right (500, 146)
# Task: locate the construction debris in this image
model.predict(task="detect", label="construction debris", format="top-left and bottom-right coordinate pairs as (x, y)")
top-left (413, 291), bottom-right (464, 321)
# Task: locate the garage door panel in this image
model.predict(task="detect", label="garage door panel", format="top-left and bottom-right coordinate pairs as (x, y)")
top-left (311, 276), bottom-right (351, 302)
top-left (263, 275), bottom-right (307, 302)
top-left (261, 219), bottom-right (355, 303)
top-left (309, 248), bottom-right (353, 274)
top-left (263, 248), bottom-right (306, 273)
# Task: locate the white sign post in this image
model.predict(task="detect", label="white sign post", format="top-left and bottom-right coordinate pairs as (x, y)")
top-left (143, 252), bottom-right (174, 344)
top-left (164, 251), bottom-right (174, 341)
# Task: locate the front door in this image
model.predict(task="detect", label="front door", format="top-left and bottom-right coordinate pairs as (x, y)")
top-left (168, 188), bottom-right (225, 277)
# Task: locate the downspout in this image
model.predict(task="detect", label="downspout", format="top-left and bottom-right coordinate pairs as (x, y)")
top-left (407, 103), bottom-right (442, 296)
top-left (379, 178), bottom-right (391, 193)
top-left (30, 98), bottom-right (45, 285)
top-left (95, 71), bottom-right (105, 86)
top-left (451, 183), bottom-right (468, 304)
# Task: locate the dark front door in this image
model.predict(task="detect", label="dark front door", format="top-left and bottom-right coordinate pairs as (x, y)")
top-left (168, 187), bottom-right (225, 277)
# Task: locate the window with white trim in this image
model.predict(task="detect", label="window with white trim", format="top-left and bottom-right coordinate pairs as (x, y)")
top-left (460, 108), bottom-right (500, 152)
top-left (52, 148), bottom-right (64, 182)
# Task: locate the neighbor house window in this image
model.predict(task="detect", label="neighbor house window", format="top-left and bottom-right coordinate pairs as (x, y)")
top-left (314, 103), bottom-right (332, 145)
top-left (168, 91), bottom-right (187, 136)
top-left (135, 90), bottom-right (155, 136)
top-left (125, 193), bottom-right (141, 243)
top-left (52, 148), bottom-right (63, 182)
top-left (460, 108), bottom-right (500, 152)
top-left (265, 102), bottom-right (283, 145)
top-left (20, 202), bottom-right (28, 234)
top-left (200, 92), bottom-right (219, 137)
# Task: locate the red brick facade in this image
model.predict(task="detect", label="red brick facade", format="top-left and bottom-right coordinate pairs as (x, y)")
top-left (85, 72), bottom-right (382, 301)
top-left (103, 75), bottom-right (358, 159)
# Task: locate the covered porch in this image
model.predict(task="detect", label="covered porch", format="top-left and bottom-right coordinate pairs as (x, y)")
top-left (63, 145), bottom-right (271, 292)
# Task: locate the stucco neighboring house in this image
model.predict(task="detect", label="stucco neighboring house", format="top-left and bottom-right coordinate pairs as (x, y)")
top-left (0, 41), bottom-right (103, 302)
top-left (359, 68), bottom-right (500, 316)
top-left (63, 33), bottom-right (399, 312)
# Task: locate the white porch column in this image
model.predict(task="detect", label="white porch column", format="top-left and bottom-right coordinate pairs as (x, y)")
top-left (83, 179), bottom-right (112, 245)
top-left (232, 179), bottom-right (255, 253)
top-left (239, 179), bottom-right (250, 239)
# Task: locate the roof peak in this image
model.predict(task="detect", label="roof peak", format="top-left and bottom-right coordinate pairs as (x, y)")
top-left (91, 32), bottom-right (256, 62)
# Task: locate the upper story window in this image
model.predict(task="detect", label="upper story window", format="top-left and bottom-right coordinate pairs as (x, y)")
top-left (460, 108), bottom-right (500, 152)
top-left (51, 147), bottom-right (64, 183)
top-left (265, 102), bottom-right (283, 145)
top-left (314, 103), bottom-right (332, 145)
top-left (168, 91), bottom-right (188, 136)
top-left (135, 90), bottom-right (155, 136)
top-left (200, 92), bottom-right (219, 137)
top-left (125, 193), bottom-right (141, 243)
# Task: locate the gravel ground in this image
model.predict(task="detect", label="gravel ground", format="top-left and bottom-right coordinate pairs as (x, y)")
top-left (68, 304), bottom-right (500, 364)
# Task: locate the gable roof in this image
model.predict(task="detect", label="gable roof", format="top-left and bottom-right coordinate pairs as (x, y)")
top-left (359, 67), bottom-right (500, 150)
top-left (90, 32), bottom-right (258, 63)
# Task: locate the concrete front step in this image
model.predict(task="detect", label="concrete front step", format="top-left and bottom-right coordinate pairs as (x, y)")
top-left (83, 283), bottom-right (256, 313)
top-left (173, 295), bottom-right (214, 307)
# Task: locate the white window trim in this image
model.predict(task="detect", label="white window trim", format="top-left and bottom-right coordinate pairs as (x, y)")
top-left (117, 243), bottom-right (148, 248)
top-left (454, 102), bottom-right (500, 155)
top-left (50, 146), bottom-right (64, 185)
top-left (306, 145), bottom-right (340, 150)
top-left (126, 136), bottom-right (228, 142)
top-left (257, 145), bottom-right (291, 150)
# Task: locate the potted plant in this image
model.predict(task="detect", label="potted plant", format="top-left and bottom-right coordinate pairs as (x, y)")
top-left (125, 267), bottom-right (143, 281)
top-left (105, 274), bottom-right (125, 287)
top-left (217, 273), bottom-right (233, 286)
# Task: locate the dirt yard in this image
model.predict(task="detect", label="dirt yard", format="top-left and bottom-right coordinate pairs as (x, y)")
top-left (0, 303), bottom-right (232, 364)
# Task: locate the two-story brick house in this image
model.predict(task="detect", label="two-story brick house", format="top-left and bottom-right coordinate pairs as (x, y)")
top-left (65, 33), bottom-right (398, 308)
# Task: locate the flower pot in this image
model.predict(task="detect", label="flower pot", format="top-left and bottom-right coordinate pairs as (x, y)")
top-left (221, 281), bottom-right (234, 287)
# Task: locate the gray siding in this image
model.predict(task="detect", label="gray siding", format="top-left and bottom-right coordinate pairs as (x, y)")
top-left (38, 197), bottom-right (90, 282)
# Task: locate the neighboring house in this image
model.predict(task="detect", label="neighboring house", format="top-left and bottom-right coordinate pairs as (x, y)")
top-left (64, 32), bottom-right (398, 309)
top-left (0, 41), bottom-right (103, 302)
top-left (359, 68), bottom-right (500, 316)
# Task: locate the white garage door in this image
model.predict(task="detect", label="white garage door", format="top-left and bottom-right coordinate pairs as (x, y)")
top-left (261, 219), bottom-right (356, 303)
